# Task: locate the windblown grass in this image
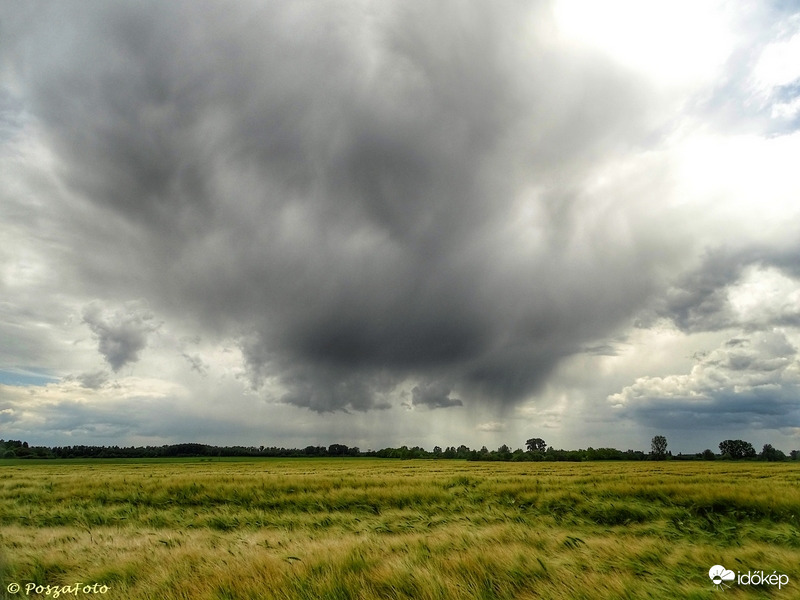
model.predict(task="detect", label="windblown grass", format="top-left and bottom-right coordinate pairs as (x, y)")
top-left (1, 460), bottom-right (799, 599)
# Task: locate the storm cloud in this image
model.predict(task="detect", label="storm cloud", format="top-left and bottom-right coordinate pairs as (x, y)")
top-left (3, 0), bottom-right (673, 412)
top-left (3, 1), bottom-right (800, 449)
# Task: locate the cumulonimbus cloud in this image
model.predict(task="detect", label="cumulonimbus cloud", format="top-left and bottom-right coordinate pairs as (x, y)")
top-left (5, 1), bottom-right (800, 417)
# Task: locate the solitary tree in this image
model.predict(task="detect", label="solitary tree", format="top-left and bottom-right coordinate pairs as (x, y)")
top-left (526, 438), bottom-right (547, 453)
top-left (650, 435), bottom-right (668, 460)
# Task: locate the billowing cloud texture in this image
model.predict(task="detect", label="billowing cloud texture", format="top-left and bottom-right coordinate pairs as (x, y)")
top-left (2, 0), bottom-right (800, 451)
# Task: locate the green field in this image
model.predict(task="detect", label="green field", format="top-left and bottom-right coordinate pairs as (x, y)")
top-left (1, 459), bottom-right (798, 599)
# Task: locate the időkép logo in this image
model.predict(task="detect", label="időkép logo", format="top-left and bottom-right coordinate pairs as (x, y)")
top-left (709, 564), bottom-right (789, 591)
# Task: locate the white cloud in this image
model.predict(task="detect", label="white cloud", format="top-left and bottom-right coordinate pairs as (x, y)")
top-left (610, 330), bottom-right (800, 431)
top-left (0, 376), bottom-right (189, 441)
top-left (554, 0), bottom-right (734, 87)
top-left (672, 130), bottom-right (800, 245)
top-left (752, 28), bottom-right (800, 92)
top-left (728, 266), bottom-right (800, 328)
top-left (771, 96), bottom-right (800, 120)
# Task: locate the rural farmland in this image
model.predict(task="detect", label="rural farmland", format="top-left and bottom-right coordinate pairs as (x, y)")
top-left (1, 459), bottom-right (799, 599)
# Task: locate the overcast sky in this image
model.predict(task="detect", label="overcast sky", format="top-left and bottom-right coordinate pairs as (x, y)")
top-left (2, 0), bottom-right (800, 453)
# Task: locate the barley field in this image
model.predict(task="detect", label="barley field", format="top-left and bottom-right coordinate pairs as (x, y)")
top-left (1, 459), bottom-right (799, 599)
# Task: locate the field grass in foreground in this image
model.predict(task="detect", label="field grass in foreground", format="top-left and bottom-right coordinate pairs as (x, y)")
top-left (1, 459), bottom-right (799, 599)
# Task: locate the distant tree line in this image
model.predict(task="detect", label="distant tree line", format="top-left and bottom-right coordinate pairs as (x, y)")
top-left (0, 437), bottom-right (796, 461)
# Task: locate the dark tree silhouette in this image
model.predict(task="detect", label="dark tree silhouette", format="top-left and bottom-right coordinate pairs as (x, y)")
top-left (701, 449), bottom-right (716, 460)
top-left (760, 443), bottom-right (786, 462)
top-left (526, 438), bottom-right (547, 452)
top-left (719, 439), bottom-right (756, 459)
top-left (650, 435), bottom-right (668, 460)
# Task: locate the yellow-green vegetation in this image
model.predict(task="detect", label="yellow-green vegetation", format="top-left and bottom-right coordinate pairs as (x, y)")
top-left (1, 460), bottom-right (799, 599)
